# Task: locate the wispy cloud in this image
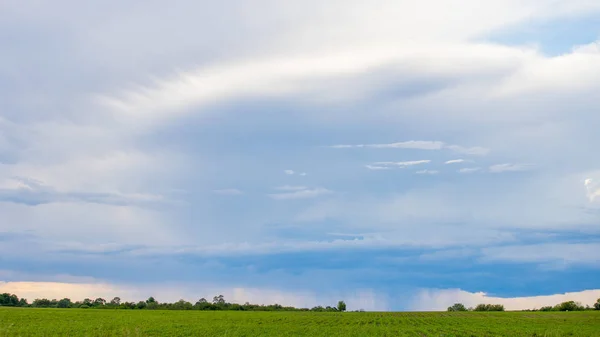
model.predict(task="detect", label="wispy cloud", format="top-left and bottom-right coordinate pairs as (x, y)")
top-left (367, 160), bottom-right (431, 170)
top-left (331, 141), bottom-right (444, 150)
top-left (284, 170), bottom-right (307, 176)
top-left (213, 189), bottom-right (244, 196)
top-left (458, 167), bottom-right (482, 174)
top-left (329, 141), bottom-right (489, 155)
top-left (444, 159), bottom-right (465, 164)
top-left (365, 165), bottom-right (392, 170)
top-left (416, 170), bottom-right (439, 175)
top-left (489, 163), bottom-right (534, 173)
top-left (268, 187), bottom-right (333, 200)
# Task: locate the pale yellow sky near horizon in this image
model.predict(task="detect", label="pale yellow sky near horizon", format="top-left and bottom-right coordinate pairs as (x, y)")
top-left (2, 281), bottom-right (598, 311)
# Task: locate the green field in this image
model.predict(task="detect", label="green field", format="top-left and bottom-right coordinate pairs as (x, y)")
top-left (1, 307), bottom-right (600, 336)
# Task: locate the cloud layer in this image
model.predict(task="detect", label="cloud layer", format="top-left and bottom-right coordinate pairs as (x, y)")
top-left (412, 289), bottom-right (600, 311)
top-left (2, 0), bottom-right (600, 310)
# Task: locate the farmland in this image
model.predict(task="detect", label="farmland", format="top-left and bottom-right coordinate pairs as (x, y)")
top-left (1, 307), bottom-right (599, 336)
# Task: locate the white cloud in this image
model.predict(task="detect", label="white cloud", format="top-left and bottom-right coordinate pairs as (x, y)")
top-left (365, 165), bottom-right (392, 170)
top-left (98, 49), bottom-right (418, 123)
top-left (416, 170), bottom-right (439, 175)
top-left (213, 189), bottom-right (244, 196)
top-left (330, 141), bottom-right (488, 155)
top-left (584, 178), bottom-right (600, 202)
top-left (284, 170), bottom-right (295, 175)
top-left (489, 163), bottom-right (535, 173)
top-left (411, 288), bottom-right (600, 311)
top-left (269, 188), bottom-right (333, 200)
top-left (369, 160), bottom-right (431, 169)
top-left (444, 159), bottom-right (465, 164)
top-left (86, 1), bottom-right (600, 124)
top-left (458, 167), bottom-right (481, 174)
top-left (491, 40), bottom-right (600, 97)
top-left (331, 140), bottom-right (444, 150)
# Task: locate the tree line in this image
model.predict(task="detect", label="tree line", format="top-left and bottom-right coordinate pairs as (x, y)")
top-left (448, 299), bottom-right (600, 312)
top-left (0, 293), bottom-right (348, 312)
top-left (3, 292), bottom-right (599, 312)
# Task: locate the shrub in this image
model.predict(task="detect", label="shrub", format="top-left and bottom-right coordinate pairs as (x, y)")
top-left (474, 304), bottom-right (505, 312)
top-left (554, 301), bottom-right (585, 312)
top-left (447, 303), bottom-right (468, 312)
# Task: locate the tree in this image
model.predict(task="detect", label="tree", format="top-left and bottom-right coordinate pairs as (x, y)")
top-left (110, 297), bottom-right (121, 306)
top-left (172, 299), bottom-right (193, 310)
top-left (32, 298), bottom-right (52, 308)
top-left (474, 304), bottom-right (504, 312)
top-left (94, 298), bottom-right (106, 306)
top-left (447, 303), bottom-right (468, 312)
top-left (57, 298), bottom-right (72, 308)
top-left (554, 301), bottom-right (584, 312)
top-left (18, 298), bottom-right (28, 307)
top-left (146, 297), bottom-right (157, 304)
top-left (311, 306), bottom-right (325, 312)
top-left (0, 293), bottom-right (19, 306)
top-left (213, 295), bottom-right (225, 305)
top-left (337, 301), bottom-right (347, 312)
top-left (194, 298), bottom-right (211, 310)
top-left (594, 298), bottom-right (600, 311)
top-left (121, 302), bottom-right (136, 309)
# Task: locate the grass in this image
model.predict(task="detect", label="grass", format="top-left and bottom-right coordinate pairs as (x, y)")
top-left (1, 307), bottom-right (600, 336)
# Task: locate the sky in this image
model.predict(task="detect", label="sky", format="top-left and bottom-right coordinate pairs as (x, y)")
top-left (1, 0), bottom-right (600, 311)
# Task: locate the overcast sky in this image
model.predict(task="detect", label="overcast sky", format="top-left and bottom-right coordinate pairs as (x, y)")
top-left (1, 0), bottom-right (600, 310)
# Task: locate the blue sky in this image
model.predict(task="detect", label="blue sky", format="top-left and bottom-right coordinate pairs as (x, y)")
top-left (1, 0), bottom-right (600, 310)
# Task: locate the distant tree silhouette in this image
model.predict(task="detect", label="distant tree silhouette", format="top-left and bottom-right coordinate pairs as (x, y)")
top-left (447, 303), bottom-right (467, 312)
